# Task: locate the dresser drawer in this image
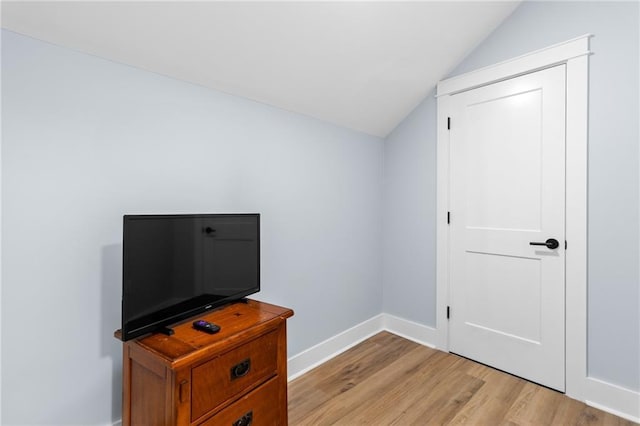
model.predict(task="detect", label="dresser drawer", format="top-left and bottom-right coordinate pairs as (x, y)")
top-left (191, 329), bottom-right (279, 421)
top-left (199, 377), bottom-right (281, 426)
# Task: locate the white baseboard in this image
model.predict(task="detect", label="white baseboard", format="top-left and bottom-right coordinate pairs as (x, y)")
top-left (584, 377), bottom-right (640, 423)
top-left (287, 314), bottom-right (385, 381)
top-left (382, 313), bottom-right (437, 348)
top-left (111, 421), bottom-right (123, 426)
top-left (287, 313), bottom-right (437, 381)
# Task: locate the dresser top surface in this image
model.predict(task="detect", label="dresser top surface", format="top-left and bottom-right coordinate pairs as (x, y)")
top-left (116, 299), bottom-right (293, 364)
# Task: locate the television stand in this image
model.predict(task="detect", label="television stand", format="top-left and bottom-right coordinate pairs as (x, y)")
top-left (115, 299), bottom-right (293, 426)
top-left (153, 325), bottom-right (175, 336)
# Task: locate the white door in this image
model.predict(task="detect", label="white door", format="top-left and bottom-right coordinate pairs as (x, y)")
top-left (448, 65), bottom-right (566, 391)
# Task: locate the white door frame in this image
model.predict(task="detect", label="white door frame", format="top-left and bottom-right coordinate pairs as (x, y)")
top-left (435, 35), bottom-right (591, 402)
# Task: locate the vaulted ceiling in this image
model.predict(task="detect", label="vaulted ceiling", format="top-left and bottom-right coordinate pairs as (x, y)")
top-left (1, 1), bottom-right (520, 137)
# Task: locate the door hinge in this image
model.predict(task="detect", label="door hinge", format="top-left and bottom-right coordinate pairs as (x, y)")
top-left (447, 117), bottom-right (451, 130)
top-left (565, 240), bottom-right (568, 250)
top-left (447, 211), bottom-right (450, 224)
top-left (447, 306), bottom-right (450, 319)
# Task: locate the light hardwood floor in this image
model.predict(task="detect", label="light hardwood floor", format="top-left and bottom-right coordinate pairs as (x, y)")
top-left (288, 332), bottom-right (638, 425)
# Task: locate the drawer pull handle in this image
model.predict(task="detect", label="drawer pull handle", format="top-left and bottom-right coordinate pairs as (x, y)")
top-left (232, 410), bottom-right (253, 426)
top-left (230, 358), bottom-right (251, 379)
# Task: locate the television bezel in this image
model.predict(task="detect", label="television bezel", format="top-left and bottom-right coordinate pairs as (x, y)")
top-left (121, 213), bottom-right (260, 341)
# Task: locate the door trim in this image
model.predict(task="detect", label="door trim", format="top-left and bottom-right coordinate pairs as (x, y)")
top-left (435, 35), bottom-right (591, 401)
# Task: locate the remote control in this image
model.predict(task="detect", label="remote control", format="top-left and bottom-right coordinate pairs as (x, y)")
top-left (192, 320), bottom-right (221, 334)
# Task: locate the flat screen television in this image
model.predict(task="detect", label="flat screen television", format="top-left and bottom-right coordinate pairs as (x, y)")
top-left (121, 213), bottom-right (260, 341)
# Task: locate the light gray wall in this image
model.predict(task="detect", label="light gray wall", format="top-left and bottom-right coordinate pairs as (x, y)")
top-left (1, 30), bottom-right (384, 425)
top-left (382, 91), bottom-right (437, 324)
top-left (382, 1), bottom-right (639, 391)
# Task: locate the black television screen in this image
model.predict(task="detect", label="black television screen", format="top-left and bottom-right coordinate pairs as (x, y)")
top-left (121, 213), bottom-right (260, 341)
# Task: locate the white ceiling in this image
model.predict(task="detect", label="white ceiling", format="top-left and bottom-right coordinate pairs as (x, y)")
top-left (1, 1), bottom-right (520, 137)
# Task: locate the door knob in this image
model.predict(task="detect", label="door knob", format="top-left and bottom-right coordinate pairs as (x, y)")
top-left (529, 238), bottom-right (560, 249)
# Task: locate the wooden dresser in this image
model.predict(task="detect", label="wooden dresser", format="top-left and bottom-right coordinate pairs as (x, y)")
top-left (115, 300), bottom-right (294, 426)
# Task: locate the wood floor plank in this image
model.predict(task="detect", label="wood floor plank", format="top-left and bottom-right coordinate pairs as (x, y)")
top-left (576, 406), bottom-right (637, 426)
top-left (293, 346), bottom-right (440, 425)
top-left (288, 332), bottom-right (419, 424)
top-left (288, 332), bottom-right (638, 426)
top-left (336, 352), bottom-right (467, 424)
top-left (447, 368), bottom-right (528, 425)
top-left (390, 371), bottom-right (485, 425)
top-left (503, 382), bottom-right (565, 425)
